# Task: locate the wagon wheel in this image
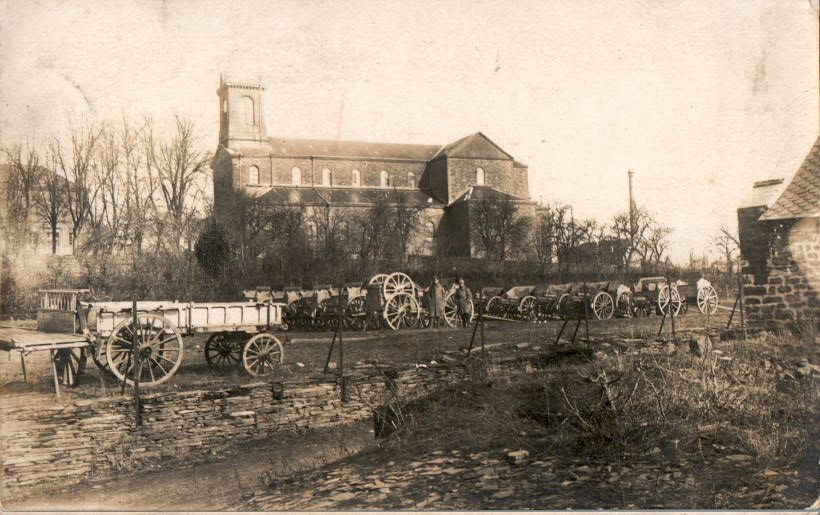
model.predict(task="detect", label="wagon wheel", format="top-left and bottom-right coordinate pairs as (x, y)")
top-left (369, 273), bottom-right (389, 286)
top-left (318, 298), bottom-right (337, 330)
top-left (106, 314), bottom-right (184, 387)
top-left (443, 291), bottom-right (474, 327)
top-left (382, 272), bottom-right (416, 299)
top-left (92, 339), bottom-right (111, 373)
top-left (657, 285), bottom-right (682, 316)
top-left (485, 296), bottom-right (505, 318)
top-left (242, 333), bottom-right (284, 377)
top-left (345, 295), bottom-right (367, 331)
top-left (204, 333), bottom-right (242, 368)
top-left (697, 285), bottom-right (719, 315)
top-left (518, 295), bottom-right (537, 321)
top-left (553, 293), bottom-right (571, 319)
top-left (591, 292), bottom-right (615, 320)
top-left (443, 291), bottom-right (459, 327)
top-left (54, 347), bottom-right (88, 387)
top-left (616, 290), bottom-right (633, 317)
top-left (383, 292), bottom-right (420, 330)
top-left (634, 303), bottom-right (652, 317)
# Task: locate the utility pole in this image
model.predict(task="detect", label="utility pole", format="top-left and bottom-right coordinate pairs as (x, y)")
top-left (628, 169), bottom-right (636, 238)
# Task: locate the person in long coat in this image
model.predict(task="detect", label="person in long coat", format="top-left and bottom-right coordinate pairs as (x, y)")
top-left (429, 276), bottom-right (446, 328)
top-left (455, 277), bottom-right (472, 327)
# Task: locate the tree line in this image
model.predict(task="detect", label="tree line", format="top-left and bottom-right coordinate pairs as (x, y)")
top-left (1, 115), bottom-right (739, 307)
top-left (1, 116), bottom-right (209, 258)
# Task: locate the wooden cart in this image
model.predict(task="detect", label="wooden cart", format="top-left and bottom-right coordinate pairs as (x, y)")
top-left (1, 289), bottom-right (288, 394)
top-left (88, 297), bottom-right (286, 386)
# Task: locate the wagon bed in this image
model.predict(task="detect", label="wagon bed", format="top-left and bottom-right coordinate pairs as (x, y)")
top-left (0, 325), bottom-right (88, 351)
top-left (0, 325), bottom-right (91, 396)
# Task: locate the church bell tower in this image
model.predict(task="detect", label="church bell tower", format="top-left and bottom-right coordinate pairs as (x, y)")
top-left (217, 74), bottom-right (267, 147)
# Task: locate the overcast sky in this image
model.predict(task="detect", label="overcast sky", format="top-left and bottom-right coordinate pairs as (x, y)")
top-left (0, 0), bottom-right (817, 263)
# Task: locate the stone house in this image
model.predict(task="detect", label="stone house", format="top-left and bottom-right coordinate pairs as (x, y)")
top-left (0, 163), bottom-right (74, 256)
top-left (737, 138), bottom-right (820, 328)
top-left (210, 76), bottom-right (537, 258)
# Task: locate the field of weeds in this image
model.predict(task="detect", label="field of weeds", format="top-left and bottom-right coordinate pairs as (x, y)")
top-left (242, 328), bottom-right (820, 510)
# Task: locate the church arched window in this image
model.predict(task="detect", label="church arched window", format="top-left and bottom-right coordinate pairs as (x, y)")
top-left (380, 170), bottom-right (389, 188)
top-left (475, 167), bottom-right (485, 186)
top-left (292, 167), bottom-right (302, 185)
top-left (322, 168), bottom-right (332, 186)
top-left (408, 172), bottom-right (415, 188)
top-left (352, 169), bottom-right (360, 187)
top-left (248, 165), bottom-right (259, 185)
top-left (242, 96), bottom-right (255, 126)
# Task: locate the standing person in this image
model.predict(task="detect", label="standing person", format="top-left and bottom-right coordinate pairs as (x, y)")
top-left (429, 276), bottom-right (446, 328)
top-left (455, 277), bottom-right (472, 327)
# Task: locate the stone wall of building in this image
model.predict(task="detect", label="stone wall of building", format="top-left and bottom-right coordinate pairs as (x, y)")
top-left (446, 157), bottom-right (516, 203)
top-left (738, 207), bottom-right (820, 328)
top-left (234, 156), bottom-right (427, 190)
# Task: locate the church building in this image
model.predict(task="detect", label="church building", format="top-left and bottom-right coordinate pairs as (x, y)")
top-left (211, 76), bottom-right (537, 257)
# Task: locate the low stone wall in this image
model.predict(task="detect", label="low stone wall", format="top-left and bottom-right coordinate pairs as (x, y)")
top-left (0, 348), bottom-right (545, 500)
top-left (738, 207), bottom-right (820, 328)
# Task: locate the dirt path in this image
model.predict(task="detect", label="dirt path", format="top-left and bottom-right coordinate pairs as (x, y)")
top-left (3, 421), bottom-right (375, 511)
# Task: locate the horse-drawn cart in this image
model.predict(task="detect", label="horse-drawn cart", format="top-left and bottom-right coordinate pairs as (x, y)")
top-left (1, 289), bottom-right (288, 395)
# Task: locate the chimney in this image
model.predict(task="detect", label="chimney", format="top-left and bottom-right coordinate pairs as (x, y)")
top-left (628, 169), bottom-right (636, 235)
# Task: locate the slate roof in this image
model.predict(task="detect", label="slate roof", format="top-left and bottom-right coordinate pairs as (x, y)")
top-left (230, 132), bottom-right (518, 163)
top-left (760, 136), bottom-right (820, 220)
top-left (451, 185), bottom-right (530, 204)
top-left (235, 138), bottom-right (440, 161)
top-left (432, 132), bottom-right (514, 160)
top-left (254, 186), bottom-right (444, 208)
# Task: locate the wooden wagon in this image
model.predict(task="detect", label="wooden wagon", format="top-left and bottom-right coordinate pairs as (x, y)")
top-left (1, 289), bottom-right (288, 394)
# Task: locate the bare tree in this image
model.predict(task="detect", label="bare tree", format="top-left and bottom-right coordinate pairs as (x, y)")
top-left (120, 118), bottom-right (154, 256)
top-left (470, 196), bottom-right (532, 261)
top-left (532, 209), bottom-right (556, 265)
top-left (712, 225), bottom-right (739, 273)
top-left (391, 188), bottom-right (420, 263)
top-left (53, 123), bottom-right (103, 252)
top-left (644, 220), bottom-right (672, 265)
top-left (83, 124), bottom-right (123, 255)
top-left (2, 143), bottom-right (43, 248)
top-left (32, 154), bottom-right (68, 255)
top-left (145, 116), bottom-right (211, 252)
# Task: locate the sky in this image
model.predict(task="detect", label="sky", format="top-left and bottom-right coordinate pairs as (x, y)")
top-left (0, 0), bottom-right (817, 263)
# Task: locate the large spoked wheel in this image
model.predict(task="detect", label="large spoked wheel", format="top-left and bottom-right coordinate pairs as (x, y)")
top-left (383, 292), bottom-right (420, 330)
top-left (346, 296), bottom-right (367, 331)
top-left (106, 314), bottom-right (184, 387)
top-left (92, 339), bottom-right (111, 373)
top-left (54, 348), bottom-right (88, 387)
top-left (518, 295), bottom-right (537, 321)
top-left (657, 285), bottom-right (682, 316)
top-left (382, 272), bottom-right (416, 299)
top-left (697, 285), bottom-right (719, 315)
top-left (443, 291), bottom-right (474, 327)
top-left (485, 296), bottom-right (504, 318)
top-left (591, 291), bottom-right (615, 320)
top-left (369, 273), bottom-right (389, 286)
top-left (205, 333), bottom-right (242, 368)
top-left (616, 289), bottom-right (633, 317)
top-left (242, 333), bottom-right (284, 377)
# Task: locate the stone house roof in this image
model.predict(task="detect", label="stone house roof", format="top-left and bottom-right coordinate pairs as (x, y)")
top-left (760, 136), bottom-right (820, 220)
